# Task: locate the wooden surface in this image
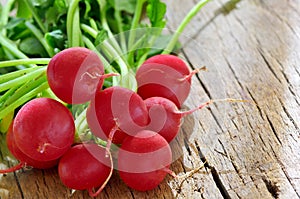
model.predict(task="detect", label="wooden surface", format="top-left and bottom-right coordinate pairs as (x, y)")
top-left (1, 0), bottom-right (300, 198)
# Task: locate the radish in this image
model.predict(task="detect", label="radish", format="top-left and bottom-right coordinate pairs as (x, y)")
top-left (58, 143), bottom-right (112, 197)
top-left (144, 97), bottom-right (248, 143)
top-left (118, 130), bottom-right (173, 191)
top-left (0, 123), bottom-right (58, 174)
top-left (13, 98), bottom-right (75, 162)
top-left (86, 86), bottom-right (149, 145)
top-left (47, 47), bottom-right (116, 104)
top-left (0, 122), bottom-right (58, 174)
top-left (136, 54), bottom-right (204, 108)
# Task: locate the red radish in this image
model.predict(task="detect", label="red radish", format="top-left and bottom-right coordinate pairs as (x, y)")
top-left (58, 143), bottom-right (112, 197)
top-left (144, 97), bottom-right (248, 143)
top-left (0, 122), bottom-right (58, 174)
top-left (47, 47), bottom-right (116, 104)
top-left (86, 86), bottom-right (149, 145)
top-left (144, 97), bottom-right (182, 143)
top-left (118, 130), bottom-right (173, 191)
top-left (13, 98), bottom-right (75, 162)
top-left (136, 54), bottom-right (203, 108)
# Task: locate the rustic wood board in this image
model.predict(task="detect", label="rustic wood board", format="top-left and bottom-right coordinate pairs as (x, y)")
top-left (1, 0), bottom-right (300, 198)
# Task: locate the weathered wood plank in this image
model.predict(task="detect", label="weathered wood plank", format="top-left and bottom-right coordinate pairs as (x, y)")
top-left (165, 0), bottom-right (300, 198)
top-left (1, 0), bottom-right (300, 198)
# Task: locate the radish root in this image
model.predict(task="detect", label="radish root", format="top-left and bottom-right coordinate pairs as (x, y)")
top-left (88, 149), bottom-right (114, 197)
top-left (0, 162), bottom-right (25, 174)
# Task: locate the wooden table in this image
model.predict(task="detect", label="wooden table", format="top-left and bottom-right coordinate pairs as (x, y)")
top-left (1, 0), bottom-right (300, 198)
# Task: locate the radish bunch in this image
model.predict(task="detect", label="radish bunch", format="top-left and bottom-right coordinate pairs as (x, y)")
top-left (1, 47), bottom-right (242, 197)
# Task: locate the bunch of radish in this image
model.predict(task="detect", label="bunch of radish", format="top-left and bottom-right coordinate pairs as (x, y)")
top-left (0, 47), bottom-right (243, 197)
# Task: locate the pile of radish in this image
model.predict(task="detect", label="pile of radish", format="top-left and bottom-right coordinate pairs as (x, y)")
top-left (0, 46), bottom-right (217, 196)
top-left (0, 0), bottom-right (247, 197)
top-left (0, 46), bottom-right (247, 197)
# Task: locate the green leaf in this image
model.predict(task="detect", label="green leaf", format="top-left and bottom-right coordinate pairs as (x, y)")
top-left (19, 37), bottom-right (47, 56)
top-left (5, 18), bottom-right (31, 40)
top-left (5, 18), bottom-right (25, 30)
top-left (94, 29), bottom-right (108, 46)
top-left (31, 0), bottom-right (53, 8)
top-left (83, 0), bottom-right (92, 19)
top-left (112, 0), bottom-right (136, 13)
top-left (43, 0), bottom-right (66, 29)
top-left (146, 0), bottom-right (166, 28)
top-left (54, 0), bottom-right (67, 13)
top-left (16, 0), bottom-right (32, 18)
top-left (45, 29), bottom-right (65, 50)
top-left (45, 6), bottom-right (59, 26)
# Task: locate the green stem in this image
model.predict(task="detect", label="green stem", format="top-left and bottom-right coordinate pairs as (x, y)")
top-left (101, 40), bottom-right (128, 75)
top-left (74, 108), bottom-right (87, 132)
top-left (126, 31), bottom-right (148, 67)
top-left (2, 47), bottom-right (25, 70)
top-left (0, 34), bottom-right (34, 67)
top-left (0, 58), bottom-right (50, 68)
top-left (23, 0), bottom-right (47, 33)
top-left (0, 86), bottom-right (19, 107)
top-left (0, 67), bottom-right (46, 92)
top-left (136, 33), bottom-right (162, 68)
top-left (89, 18), bottom-right (98, 31)
top-left (67, 0), bottom-right (81, 47)
top-left (94, 137), bottom-right (108, 147)
top-left (81, 24), bottom-right (97, 38)
top-left (162, 0), bottom-right (211, 54)
top-left (0, 67), bottom-right (43, 84)
top-left (81, 24), bottom-right (128, 75)
top-left (74, 107), bottom-right (95, 143)
top-left (82, 36), bottom-right (119, 86)
top-left (98, 0), bottom-right (126, 57)
top-left (72, 7), bottom-right (82, 47)
top-left (25, 21), bottom-right (54, 57)
top-left (82, 36), bottom-right (112, 71)
top-left (128, 0), bottom-right (146, 50)
top-left (114, 10), bottom-right (127, 52)
top-left (0, 79), bottom-right (48, 120)
top-left (1, 74), bottom-right (46, 106)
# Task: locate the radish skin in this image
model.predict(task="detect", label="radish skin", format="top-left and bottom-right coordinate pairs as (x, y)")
top-left (136, 54), bottom-right (199, 108)
top-left (118, 130), bottom-right (172, 191)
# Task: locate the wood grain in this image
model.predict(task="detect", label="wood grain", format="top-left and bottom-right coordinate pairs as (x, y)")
top-left (1, 0), bottom-right (300, 198)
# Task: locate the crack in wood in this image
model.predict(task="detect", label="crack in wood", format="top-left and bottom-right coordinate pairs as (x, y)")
top-left (269, 146), bottom-right (300, 198)
top-left (269, 54), bottom-right (300, 108)
top-left (183, 138), bottom-right (192, 156)
top-left (129, 188), bottom-right (135, 199)
top-left (194, 141), bottom-right (231, 199)
top-left (210, 166), bottom-right (232, 199)
top-left (257, 48), bottom-right (282, 84)
top-left (277, 94), bottom-right (300, 131)
top-left (217, 139), bottom-right (229, 158)
top-left (223, 56), bottom-right (245, 94)
top-left (245, 87), bottom-right (264, 119)
top-left (262, 177), bottom-right (280, 199)
top-left (13, 172), bottom-right (24, 199)
top-left (265, 115), bottom-right (282, 146)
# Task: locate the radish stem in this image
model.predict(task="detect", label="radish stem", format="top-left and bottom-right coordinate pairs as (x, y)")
top-left (0, 59), bottom-right (50, 68)
top-left (162, 0), bottom-right (211, 54)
